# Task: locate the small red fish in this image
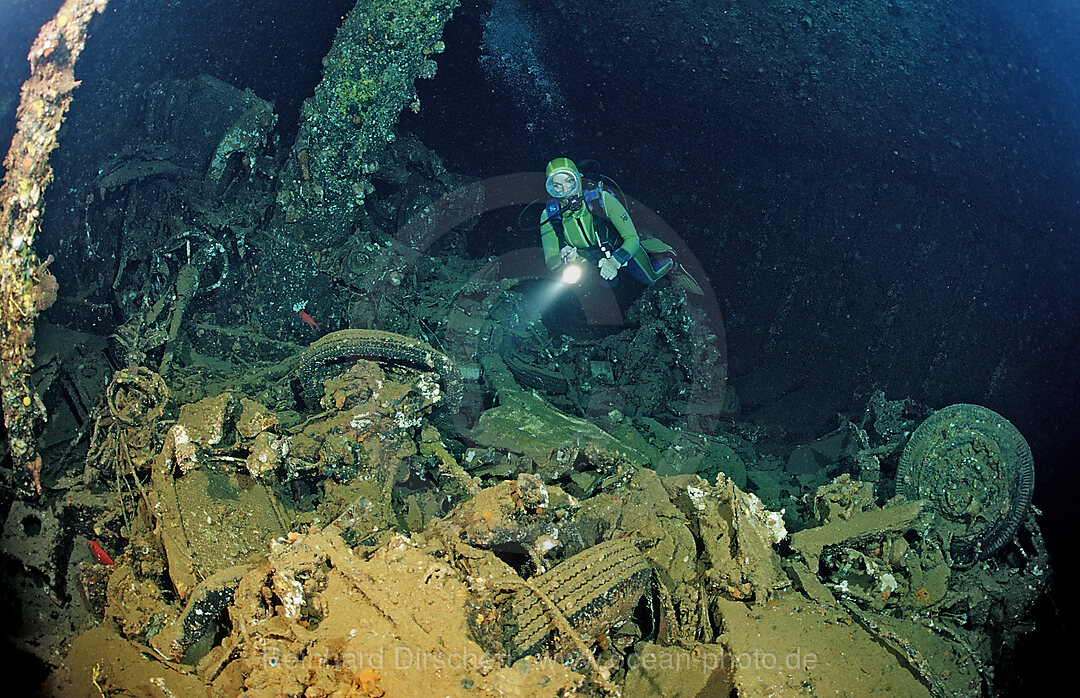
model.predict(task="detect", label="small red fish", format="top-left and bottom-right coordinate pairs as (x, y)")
top-left (89, 540), bottom-right (114, 566)
top-left (298, 310), bottom-right (321, 333)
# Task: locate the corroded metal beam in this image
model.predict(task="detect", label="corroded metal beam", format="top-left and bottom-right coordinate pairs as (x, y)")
top-left (274, 0), bottom-right (459, 247)
top-left (0, 0), bottom-right (108, 495)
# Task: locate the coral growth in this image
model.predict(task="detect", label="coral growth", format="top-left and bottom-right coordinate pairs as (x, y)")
top-left (32, 266), bottom-right (58, 311)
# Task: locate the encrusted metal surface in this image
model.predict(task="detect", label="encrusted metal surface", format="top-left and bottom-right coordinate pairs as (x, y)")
top-left (897, 403), bottom-right (1034, 566)
top-left (293, 328), bottom-right (459, 407)
top-left (0, 0), bottom-right (109, 494)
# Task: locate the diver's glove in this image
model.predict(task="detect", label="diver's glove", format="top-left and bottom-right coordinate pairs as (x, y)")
top-left (598, 256), bottom-right (621, 280)
top-left (560, 245), bottom-right (579, 264)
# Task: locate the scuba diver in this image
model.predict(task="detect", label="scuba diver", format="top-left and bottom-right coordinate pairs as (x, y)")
top-left (539, 157), bottom-right (703, 294)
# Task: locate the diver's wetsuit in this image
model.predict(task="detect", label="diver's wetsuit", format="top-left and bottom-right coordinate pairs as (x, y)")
top-left (539, 187), bottom-right (674, 285)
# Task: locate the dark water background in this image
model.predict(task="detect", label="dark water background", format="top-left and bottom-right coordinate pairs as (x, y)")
top-left (2, 0), bottom-right (1078, 691)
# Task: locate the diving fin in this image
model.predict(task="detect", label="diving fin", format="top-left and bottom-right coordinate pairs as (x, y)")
top-left (670, 266), bottom-right (704, 295)
top-left (640, 236), bottom-right (704, 294)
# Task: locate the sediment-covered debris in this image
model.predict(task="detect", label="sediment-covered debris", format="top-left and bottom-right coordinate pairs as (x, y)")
top-left (6, 277), bottom-right (1052, 697)
top-left (7, 327), bottom-right (1055, 698)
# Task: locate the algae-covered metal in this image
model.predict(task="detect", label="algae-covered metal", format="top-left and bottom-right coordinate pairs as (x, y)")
top-left (0, 0), bottom-right (108, 494)
top-left (275, 0), bottom-right (459, 246)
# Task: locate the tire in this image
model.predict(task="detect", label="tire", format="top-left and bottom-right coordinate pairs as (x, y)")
top-left (897, 404), bottom-right (1034, 567)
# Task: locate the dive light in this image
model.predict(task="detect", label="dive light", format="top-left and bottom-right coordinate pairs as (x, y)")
top-left (560, 262), bottom-right (584, 285)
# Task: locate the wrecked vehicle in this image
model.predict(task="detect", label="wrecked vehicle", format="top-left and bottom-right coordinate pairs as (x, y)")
top-left (0, 2), bottom-right (1053, 697)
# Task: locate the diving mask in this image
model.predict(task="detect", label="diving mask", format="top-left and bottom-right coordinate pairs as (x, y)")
top-left (546, 169), bottom-right (582, 199)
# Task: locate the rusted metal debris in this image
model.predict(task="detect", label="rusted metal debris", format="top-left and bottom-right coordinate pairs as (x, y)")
top-left (0, 0), bottom-right (108, 495)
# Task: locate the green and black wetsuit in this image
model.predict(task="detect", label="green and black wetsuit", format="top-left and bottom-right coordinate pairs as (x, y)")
top-left (539, 185), bottom-right (674, 284)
